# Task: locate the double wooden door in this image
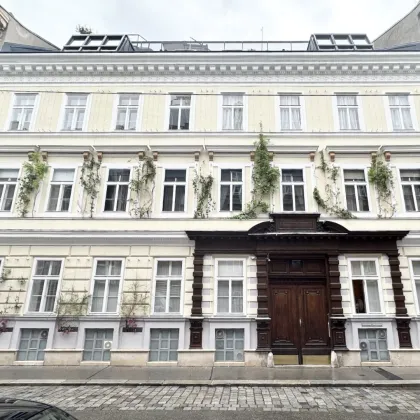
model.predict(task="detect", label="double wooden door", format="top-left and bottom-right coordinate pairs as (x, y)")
top-left (270, 283), bottom-right (330, 364)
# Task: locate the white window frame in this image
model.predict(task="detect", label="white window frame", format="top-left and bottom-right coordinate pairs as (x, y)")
top-left (44, 167), bottom-right (77, 213)
top-left (167, 93), bottom-right (192, 131)
top-left (409, 258), bottom-right (420, 314)
top-left (218, 92), bottom-right (247, 131)
top-left (161, 167), bottom-right (188, 213)
top-left (384, 93), bottom-right (418, 132)
top-left (348, 258), bottom-right (384, 315)
top-left (398, 167), bottom-right (420, 212)
top-left (7, 93), bottom-right (39, 131)
top-left (275, 93), bottom-right (306, 131)
top-left (25, 258), bottom-right (64, 314)
top-left (102, 167), bottom-right (131, 213)
top-left (280, 167), bottom-right (307, 212)
top-left (0, 167), bottom-right (20, 213)
top-left (152, 258), bottom-right (184, 315)
top-left (111, 93), bottom-right (142, 131)
top-left (89, 258), bottom-right (124, 314)
top-left (333, 94), bottom-right (362, 131)
top-left (218, 167), bottom-right (244, 213)
top-left (342, 168), bottom-right (371, 213)
top-left (58, 93), bottom-right (90, 131)
top-left (164, 92), bottom-right (195, 131)
top-left (214, 258), bottom-right (246, 315)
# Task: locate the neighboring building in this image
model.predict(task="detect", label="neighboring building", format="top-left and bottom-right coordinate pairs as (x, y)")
top-left (0, 29), bottom-right (420, 368)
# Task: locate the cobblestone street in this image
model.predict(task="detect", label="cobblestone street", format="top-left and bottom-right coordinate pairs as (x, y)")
top-left (1, 385), bottom-right (420, 414)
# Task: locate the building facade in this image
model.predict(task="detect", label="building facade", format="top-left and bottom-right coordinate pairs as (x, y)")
top-left (0, 32), bottom-right (420, 367)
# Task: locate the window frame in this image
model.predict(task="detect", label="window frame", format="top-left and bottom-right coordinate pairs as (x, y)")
top-left (334, 94), bottom-right (362, 131)
top-left (0, 166), bottom-right (20, 213)
top-left (149, 328), bottom-right (179, 362)
top-left (409, 258), bottom-right (420, 314)
top-left (7, 93), bottom-right (39, 132)
top-left (25, 258), bottom-right (64, 314)
top-left (152, 258), bottom-right (184, 315)
top-left (161, 167), bottom-right (188, 214)
top-left (218, 167), bottom-right (244, 213)
top-left (279, 166), bottom-right (307, 212)
top-left (386, 93), bottom-right (417, 131)
top-left (89, 258), bottom-right (124, 314)
top-left (102, 167), bottom-right (132, 213)
top-left (58, 93), bottom-right (90, 132)
top-left (166, 93), bottom-right (194, 131)
top-left (214, 258), bottom-right (246, 315)
top-left (112, 93), bottom-right (142, 131)
top-left (276, 93), bottom-right (306, 132)
top-left (398, 167), bottom-right (420, 213)
top-left (348, 258), bottom-right (383, 315)
top-left (218, 92), bottom-right (247, 131)
top-left (44, 166), bottom-right (77, 213)
top-left (342, 167), bottom-right (371, 213)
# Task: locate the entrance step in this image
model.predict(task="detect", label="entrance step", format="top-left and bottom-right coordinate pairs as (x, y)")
top-left (274, 354), bottom-right (331, 365)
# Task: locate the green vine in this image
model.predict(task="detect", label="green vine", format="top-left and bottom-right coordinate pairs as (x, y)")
top-left (193, 162), bottom-right (215, 218)
top-left (80, 152), bottom-right (101, 218)
top-left (16, 149), bottom-right (48, 217)
top-left (313, 150), bottom-right (355, 219)
top-left (129, 155), bottom-right (156, 218)
top-left (234, 129), bottom-right (280, 219)
top-left (56, 287), bottom-right (90, 333)
top-left (368, 153), bottom-right (396, 218)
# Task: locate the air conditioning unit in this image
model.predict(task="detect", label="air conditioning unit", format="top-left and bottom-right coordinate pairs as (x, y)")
top-left (103, 340), bottom-right (112, 350)
top-left (40, 330), bottom-right (48, 339)
top-left (378, 330), bottom-right (386, 339)
top-left (116, 124), bottom-right (125, 130)
top-left (235, 352), bottom-right (244, 362)
top-left (359, 340), bottom-right (368, 350)
top-left (216, 330), bottom-right (224, 339)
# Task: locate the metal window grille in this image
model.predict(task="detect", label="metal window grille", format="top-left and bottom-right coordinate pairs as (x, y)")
top-left (83, 328), bottom-right (113, 361)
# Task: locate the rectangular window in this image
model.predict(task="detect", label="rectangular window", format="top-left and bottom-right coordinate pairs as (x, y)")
top-left (149, 328), bottom-right (179, 361)
top-left (344, 170), bottom-right (369, 212)
top-left (222, 94), bottom-right (243, 130)
top-left (17, 329), bottom-right (48, 361)
top-left (162, 169), bottom-right (186, 212)
top-left (389, 95), bottom-right (414, 130)
top-left (47, 169), bottom-right (75, 212)
top-left (9, 94), bottom-right (37, 131)
top-left (0, 169), bottom-right (19, 212)
top-left (350, 260), bottom-right (381, 314)
top-left (28, 260), bottom-right (62, 313)
top-left (62, 94), bottom-right (88, 131)
top-left (400, 169), bottom-right (420, 212)
top-left (91, 260), bottom-right (122, 313)
top-left (281, 169), bottom-right (305, 211)
top-left (411, 260), bottom-right (420, 312)
top-left (154, 260), bottom-right (182, 313)
top-left (215, 329), bottom-right (244, 362)
top-left (169, 95), bottom-right (190, 130)
top-left (83, 329), bottom-right (113, 361)
top-left (220, 169), bottom-right (242, 212)
top-left (216, 260), bottom-right (244, 314)
top-left (337, 95), bottom-right (360, 130)
top-left (115, 94), bottom-right (139, 130)
top-left (359, 329), bottom-right (389, 362)
top-left (104, 169), bottom-right (130, 212)
top-left (279, 95), bottom-right (302, 130)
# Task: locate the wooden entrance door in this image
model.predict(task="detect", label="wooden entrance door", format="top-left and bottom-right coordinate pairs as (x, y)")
top-left (270, 283), bottom-right (330, 364)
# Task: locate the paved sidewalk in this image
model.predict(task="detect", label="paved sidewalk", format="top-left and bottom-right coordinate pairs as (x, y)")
top-left (0, 366), bottom-right (420, 386)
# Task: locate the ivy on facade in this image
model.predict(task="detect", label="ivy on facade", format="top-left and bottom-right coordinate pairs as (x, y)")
top-left (121, 282), bottom-right (149, 331)
top-left (193, 162), bottom-right (215, 219)
top-left (55, 288), bottom-right (90, 333)
top-left (80, 152), bottom-right (101, 218)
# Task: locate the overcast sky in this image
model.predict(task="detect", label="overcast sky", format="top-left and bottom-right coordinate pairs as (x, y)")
top-left (2, 0), bottom-right (419, 47)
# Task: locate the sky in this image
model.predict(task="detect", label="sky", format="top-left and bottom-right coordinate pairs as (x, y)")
top-left (1, 0), bottom-right (419, 48)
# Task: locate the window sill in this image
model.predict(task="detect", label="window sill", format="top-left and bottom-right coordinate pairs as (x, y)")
top-left (146, 361), bottom-right (178, 366)
top-left (80, 361), bottom-right (110, 365)
top-left (361, 361), bottom-right (391, 367)
top-left (13, 361), bottom-right (44, 366)
top-left (279, 129), bottom-right (303, 132)
top-left (214, 361), bottom-right (245, 366)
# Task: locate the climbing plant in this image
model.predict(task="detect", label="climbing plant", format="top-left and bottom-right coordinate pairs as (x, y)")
top-left (313, 150), bottom-right (355, 219)
top-left (80, 152), bottom-right (101, 218)
top-left (16, 149), bottom-right (49, 217)
top-left (234, 130), bottom-right (280, 219)
top-left (56, 288), bottom-right (90, 333)
top-left (193, 162), bottom-right (215, 218)
top-left (368, 153), bottom-right (396, 218)
top-left (129, 155), bottom-right (156, 218)
top-left (121, 282), bottom-right (149, 331)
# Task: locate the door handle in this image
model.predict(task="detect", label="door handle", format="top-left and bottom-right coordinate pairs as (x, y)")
top-left (299, 318), bottom-right (302, 327)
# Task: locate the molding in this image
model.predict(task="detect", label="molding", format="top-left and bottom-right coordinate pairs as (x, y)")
top-left (325, 145), bottom-right (381, 154)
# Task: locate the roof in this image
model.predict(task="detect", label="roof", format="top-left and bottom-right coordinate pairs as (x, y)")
top-left (0, 398), bottom-right (49, 420)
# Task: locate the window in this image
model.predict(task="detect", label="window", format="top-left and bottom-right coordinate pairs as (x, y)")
top-left (168, 95), bottom-right (190, 130)
top-left (0, 169), bottom-right (18, 212)
top-left (47, 169), bottom-right (75, 212)
top-left (359, 329), bottom-right (389, 362)
top-left (28, 260), bottom-right (62, 313)
top-left (279, 95), bottom-right (302, 130)
top-left (344, 170), bottom-right (369, 212)
top-left (62, 94), bottom-right (88, 131)
top-left (222, 94), bottom-right (244, 130)
top-left (9, 94), bottom-right (37, 131)
top-left (389, 95), bottom-right (414, 130)
top-left (162, 169), bottom-right (186, 212)
top-left (400, 169), bottom-right (420, 212)
top-left (281, 169), bottom-right (305, 211)
top-left (336, 95), bottom-right (360, 130)
top-left (149, 328), bottom-right (179, 361)
top-left (83, 329), bottom-right (113, 361)
top-left (17, 329), bottom-right (48, 361)
top-left (350, 260), bottom-right (381, 314)
top-left (104, 169), bottom-right (130, 212)
top-left (215, 329), bottom-right (244, 362)
top-left (411, 260), bottom-right (420, 312)
top-left (153, 260), bottom-right (182, 313)
top-left (115, 94), bottom-right (139, 130)
top-left (220, 169), bottom-right (242, 212)
top-left (91, 260), bottom-right (122, 313)
top-left (216, 260), bottom-right (244, 314)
